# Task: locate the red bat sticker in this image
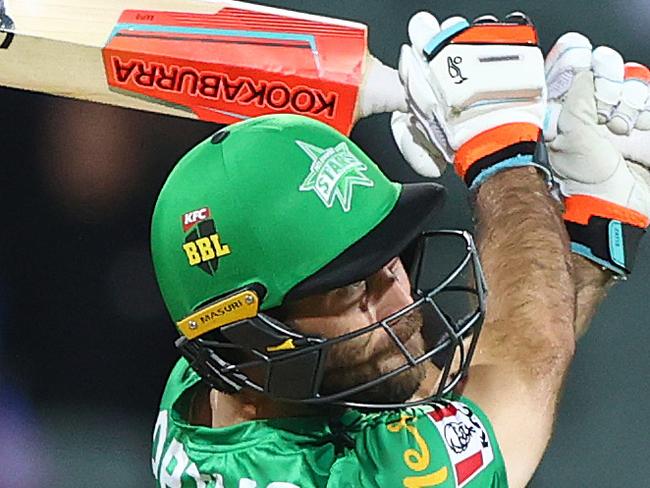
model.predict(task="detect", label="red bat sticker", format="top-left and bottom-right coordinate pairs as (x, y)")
top-left (102, 8), bottom-right (367, 134)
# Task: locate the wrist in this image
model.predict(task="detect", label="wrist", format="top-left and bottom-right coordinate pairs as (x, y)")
top-left (564, 195), bottom-right (649, 275)
top-left (476, 165), bottom-right (554, 207)
top-left (454, 123), bottom-right (550, 190)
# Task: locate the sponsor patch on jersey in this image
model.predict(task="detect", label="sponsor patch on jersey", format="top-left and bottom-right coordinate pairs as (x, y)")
top-left (297, 140), bottom-right (374, 212)
top-left (428, 401), bottom-right (495, 487)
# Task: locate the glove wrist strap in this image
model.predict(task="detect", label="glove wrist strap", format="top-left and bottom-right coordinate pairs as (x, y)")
top-left (564, 196), bottom-right (649, 275)
top-left (454, 123), bottom-right (549, 189)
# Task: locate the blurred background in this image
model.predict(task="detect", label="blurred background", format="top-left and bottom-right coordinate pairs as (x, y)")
top-left (0, 0), bottom-right (648, 486)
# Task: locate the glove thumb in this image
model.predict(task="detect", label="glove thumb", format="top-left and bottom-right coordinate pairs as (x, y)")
top-left (558, 70), bottom-right (598, 131)
top-left (550, 70), bottom-right (621, 184)
top-left (391, 111), bottom-right (444, 177)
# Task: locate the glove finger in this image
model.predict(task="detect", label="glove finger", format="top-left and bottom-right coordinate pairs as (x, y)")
top-left (627, 63), bottom-right (650, 131)
top-left (397, 43), bottom-right (410, 84)
top-left (471, 14), bottom-right (498, 24)
top-left (408, 11), bottom-right (441, 55)
top-left (400, 45), bottom-right (437, 116)
top-left (608, 63), bottom-right (650, 135)
top-left (592, 45), bottom-right (625, 123)
top-left (637, 99), bottom-right (650, 130)
top-left (545, 32), bottom-right (593, 101)
top-left (504, 11), bottom-right (533, 25)
top-left (391, 111), bottom-right (444, 177)
top-left (633, 65), bottom-right (650, 131)
top-left (441, 15), bottom-right (469, 30)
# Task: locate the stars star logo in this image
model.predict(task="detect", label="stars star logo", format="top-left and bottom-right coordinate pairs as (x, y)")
top-left (296, 140), bottom-right (374, 212)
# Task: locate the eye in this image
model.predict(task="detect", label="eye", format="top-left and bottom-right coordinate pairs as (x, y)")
top-left (334, 279), bottom-right (367, 301)
top-left (346, 279), bottom-right (367, 293)
top-left (322, 279), bottom-right (367, 313)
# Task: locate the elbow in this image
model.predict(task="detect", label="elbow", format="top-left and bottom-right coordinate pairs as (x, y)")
top-left (512, 325), bottom-right (576, 386)
top-left (480, 313), bottom-right (576, 384)
top-left (529, 335), bottom-right (575, 381)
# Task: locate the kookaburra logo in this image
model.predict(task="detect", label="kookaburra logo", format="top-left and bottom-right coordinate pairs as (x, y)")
top-left (447, 56), bottom-right (467, 84)
top-left (297, 140), bottom-right (374, 212)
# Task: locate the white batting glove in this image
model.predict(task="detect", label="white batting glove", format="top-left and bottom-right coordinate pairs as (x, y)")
top-left (391, 12), bottom-right (548, 188)
top-left (545, 33), bottom-right (650, 274)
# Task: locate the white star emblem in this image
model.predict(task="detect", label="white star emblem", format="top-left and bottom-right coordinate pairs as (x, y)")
top-left (297, 140), bottom-right (374, 212)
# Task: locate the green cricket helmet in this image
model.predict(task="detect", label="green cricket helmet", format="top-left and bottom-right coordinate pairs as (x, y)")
top-left (151, 114), bottom-right (486, 409)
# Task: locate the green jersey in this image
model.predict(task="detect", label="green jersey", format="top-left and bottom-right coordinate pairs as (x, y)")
top-left (152, 359), bottom-right (507, 488)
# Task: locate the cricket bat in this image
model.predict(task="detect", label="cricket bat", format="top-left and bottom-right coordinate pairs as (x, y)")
top-left (0, 0), bottom-right (370, 134)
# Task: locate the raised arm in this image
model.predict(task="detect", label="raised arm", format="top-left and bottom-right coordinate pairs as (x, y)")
top-left (391, 12), bottom-right (578, 487)
top-left (544, 33), bottom-right (650, 339)
top-left (571, 256), bottom-right (614, 338)
top-left (460, 167), bottom-right (575, 488)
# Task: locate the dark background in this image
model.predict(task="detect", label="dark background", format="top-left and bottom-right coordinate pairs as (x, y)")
top-left (0, 0), bottom-right (648, 486)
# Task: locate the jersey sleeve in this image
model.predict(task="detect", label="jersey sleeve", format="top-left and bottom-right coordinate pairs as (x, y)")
top-left (433, 396), bottom-right (508, 488)
top-left (352, 398), bottom-right (508, 488)
top-left (158, 358), bottom-right (202, 412)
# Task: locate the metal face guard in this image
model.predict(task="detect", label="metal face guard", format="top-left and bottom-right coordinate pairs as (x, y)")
top-left (177, 230), bottom-right (487, 409)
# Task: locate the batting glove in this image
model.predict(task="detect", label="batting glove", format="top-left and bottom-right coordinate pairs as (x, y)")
top-left (391, 12), bottom-right (548, 189)
top-left (545, 33), bottom-right (650, 275)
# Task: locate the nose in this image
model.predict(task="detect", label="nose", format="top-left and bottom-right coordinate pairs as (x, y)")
top-left (367, 260), bottom-right (414, 321)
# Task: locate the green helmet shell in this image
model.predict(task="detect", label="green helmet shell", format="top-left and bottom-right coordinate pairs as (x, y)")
top-left (151, 114), bottom-right (401, 323)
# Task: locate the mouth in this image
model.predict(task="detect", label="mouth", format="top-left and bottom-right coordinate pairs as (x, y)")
top-left (376, 307), bottom-right (424, 352)
top-left (319, 309), bottom-right (428, 399)
top-left (328, 309), bottom-right (424, 371)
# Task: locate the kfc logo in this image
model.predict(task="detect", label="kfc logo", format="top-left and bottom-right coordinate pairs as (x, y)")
top-left (444, 421), bottom-right (474, 454)
top-left (182, 207), bottom-right (211, 232)
top-left (429, 401), bottom-right (494, 487)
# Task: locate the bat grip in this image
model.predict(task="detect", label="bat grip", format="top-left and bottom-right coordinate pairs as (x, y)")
top-left (355, 55), bottom-right (407, 122)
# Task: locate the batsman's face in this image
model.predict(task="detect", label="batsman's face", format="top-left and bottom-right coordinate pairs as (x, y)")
top-left (284, 257), bottom-right (429, 404)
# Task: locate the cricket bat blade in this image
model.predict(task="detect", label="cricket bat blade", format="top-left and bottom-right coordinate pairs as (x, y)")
top-left (0, 0), bottom-right (368, 134)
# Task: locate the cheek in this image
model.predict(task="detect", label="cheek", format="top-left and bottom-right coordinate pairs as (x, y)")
top-left (291, 309), bottom-right (372, 339)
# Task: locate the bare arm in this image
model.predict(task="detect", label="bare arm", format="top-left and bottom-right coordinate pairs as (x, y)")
top-left (571, 255), bottom-right (615, 339)
top-left (460, 167), bottom-right (576, 488)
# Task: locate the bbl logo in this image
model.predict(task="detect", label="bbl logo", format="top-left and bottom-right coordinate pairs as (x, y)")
top-left (181, 207), bottom-right (231, 276)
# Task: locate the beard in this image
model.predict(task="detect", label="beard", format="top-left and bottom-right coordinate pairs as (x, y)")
top-left (319, 308), bottom-right (428, 405)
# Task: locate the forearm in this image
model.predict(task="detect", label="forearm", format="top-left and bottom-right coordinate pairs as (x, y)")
top-left (473, 167), bottom-right (576, 374)
top-left (463, 167), bottom-right (576, 488)
top-left (571, 254), bottom-right (615, 339)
